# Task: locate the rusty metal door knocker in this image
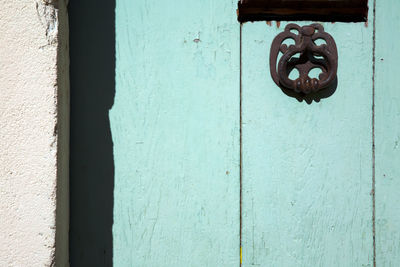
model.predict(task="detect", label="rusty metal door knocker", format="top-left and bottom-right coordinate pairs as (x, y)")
top-left (270, 23), bottom-right (338, 95)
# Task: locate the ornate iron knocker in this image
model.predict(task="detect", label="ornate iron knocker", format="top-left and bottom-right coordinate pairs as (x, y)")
top-left (270, 23), bottom-right (338, 95)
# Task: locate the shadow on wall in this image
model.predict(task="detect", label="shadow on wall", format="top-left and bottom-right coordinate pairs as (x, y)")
top-left (69, 0), bottom-right (115, 266)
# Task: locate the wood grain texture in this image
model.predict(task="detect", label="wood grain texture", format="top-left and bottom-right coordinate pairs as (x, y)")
top-left (375, 0), bottom-right (400, 265)
top-left (241, 20), bottom-right (373, 266)
top-left (111, 0), bottom-right (240, 266)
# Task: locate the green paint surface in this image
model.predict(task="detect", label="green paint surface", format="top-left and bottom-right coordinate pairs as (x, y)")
top-left (111, 0), bottom-right (240, 266)
top-left (375, 0), bottom-right (400, 265)
top-left (241, 19), bottom-right (374, 266)
top-left (111, 0), bottom-right (400, 265)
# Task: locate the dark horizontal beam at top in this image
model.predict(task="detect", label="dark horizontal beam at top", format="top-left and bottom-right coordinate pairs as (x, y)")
top-left (237, 0), bottom-right (368, 22)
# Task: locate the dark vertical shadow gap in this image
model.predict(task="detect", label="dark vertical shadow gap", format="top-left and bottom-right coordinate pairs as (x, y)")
top-left (239, 23), bottom-right (243, 267)
top-left (69, 0), bottom-right (115, 266)
top-left (372, 0), bottom-right (377, 266)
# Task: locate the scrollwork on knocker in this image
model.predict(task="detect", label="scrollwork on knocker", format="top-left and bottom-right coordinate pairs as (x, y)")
top-left (270, 23), bottom-right (338, 95)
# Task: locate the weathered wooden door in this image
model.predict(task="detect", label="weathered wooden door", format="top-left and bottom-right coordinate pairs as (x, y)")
top-left (110, 0), bottom-right (400, 266)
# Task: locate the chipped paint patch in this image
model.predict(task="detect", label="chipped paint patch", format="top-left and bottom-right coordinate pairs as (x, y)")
top-left (35, 0), bottom-right (59, 45)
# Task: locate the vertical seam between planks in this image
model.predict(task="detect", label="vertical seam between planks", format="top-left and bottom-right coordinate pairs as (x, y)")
top-left (372, 0), bottom-right (377, 266)
top-left (239, 22), bottom-right (243, 267)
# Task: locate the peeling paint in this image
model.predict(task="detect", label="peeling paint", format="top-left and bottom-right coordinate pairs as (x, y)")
top-left (35, 0), bottom-right (59, 45)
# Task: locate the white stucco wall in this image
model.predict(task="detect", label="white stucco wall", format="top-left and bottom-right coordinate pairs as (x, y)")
top-left (0, 0), bottom-right (69, 266)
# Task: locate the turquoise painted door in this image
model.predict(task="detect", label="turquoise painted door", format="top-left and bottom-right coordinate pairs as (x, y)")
top-left (110, 0), bottom-right (400, 266)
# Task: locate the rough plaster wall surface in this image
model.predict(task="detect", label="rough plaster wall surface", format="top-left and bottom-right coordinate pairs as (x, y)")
top-left (0, 1), bottom-right (69, 266)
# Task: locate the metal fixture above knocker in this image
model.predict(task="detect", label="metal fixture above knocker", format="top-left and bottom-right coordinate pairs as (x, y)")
top-left (269, 23), bottom-right (338, 95)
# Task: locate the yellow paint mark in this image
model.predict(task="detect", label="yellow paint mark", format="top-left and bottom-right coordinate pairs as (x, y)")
top-left (240, 246), bottom-right (242, 265)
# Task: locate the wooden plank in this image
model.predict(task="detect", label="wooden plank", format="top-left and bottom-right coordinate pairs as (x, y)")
top-left (111, 0), bottom-right (240, 266)
top-left (241, 20), bottom-right (373, 266)
top-left (375, 0), bottom-right (400, 264)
